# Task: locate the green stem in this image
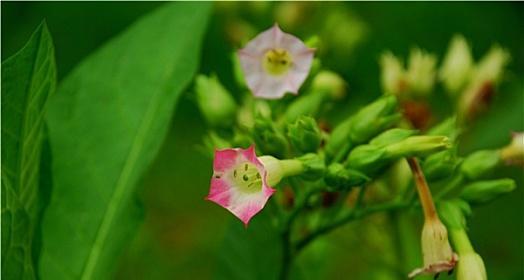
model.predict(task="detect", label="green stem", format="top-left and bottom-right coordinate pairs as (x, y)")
top-left (294, 199), bottom-right (410, 252)
top-left (280, 159), bottom-right (305, 177)
top-left (450, 228), bottom-right (474, 254)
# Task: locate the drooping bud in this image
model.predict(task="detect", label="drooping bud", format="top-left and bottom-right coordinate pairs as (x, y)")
top-left (325, 163), bottom-right (370, 191)
top-left (439, 201), bottom-right (487, 280)
top-left (408, 217), bottom-right (458, 278)
top-left (460, 150), bottom-right (501, 180)
top-left (460, 179), bottom-right (516, 205)
top-left (500, 132), bottom-right (524, 166)
top-left (253, 115), bottom-right (288, 158)
top-left (287, 116), bottom-right (322, 154)
top-left (195, 74), bottom-right (237, 128)
top-left (440, 35), bottom-right (474, 93)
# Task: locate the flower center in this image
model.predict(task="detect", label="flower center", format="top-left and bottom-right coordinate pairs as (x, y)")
top-left (230, 162), bottom-right (263, 193)
top-left (262, 48), bottom-right (293, 76)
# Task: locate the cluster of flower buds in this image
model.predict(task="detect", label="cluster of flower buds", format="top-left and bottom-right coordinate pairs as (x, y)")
top-left (194, 23), bottom-right (519, 280)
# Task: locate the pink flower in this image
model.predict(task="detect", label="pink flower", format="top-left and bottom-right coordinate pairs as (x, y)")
top-left (206, 146), bottom-right (276, 226)
top-left (238, 23), bottom-right (315, 99)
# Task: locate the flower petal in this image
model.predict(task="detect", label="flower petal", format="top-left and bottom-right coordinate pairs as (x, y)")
top-left (213, 148), bottom-right (240, 172)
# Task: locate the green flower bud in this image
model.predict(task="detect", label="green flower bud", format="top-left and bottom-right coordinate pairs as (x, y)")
top-left (423, 150), bottom-right (461, 181)
top-left (325, 95), bottom-right (400, 162)
top-left (384, 135), bottom-right (451, 158)
top-left (253, 115), bottom-right (288, 158)
top-left (406, 48), bottom-right (437, 96)
top-left (460, 150), bottom-right (501, 180)
top-left (325, 163), bottom-right (370, 191)
top-left (438, 200), bottom-right (471, 230)
top-left (311, 70), bottom-right (347, 100)
top-left (287, 116), bottom-right (322, 154)
top-left (427, 117), bottom-right (460, 141)
top-left (460, 179), bottom-right (516, 204)
top-left (349, 95), bottom-right (399, 143)
top-left (297, 153), bottom-right (325, 181)
top-left (369, 128), bottom-right (417, 147)
top-left (283, 69), bottom-right (341, 123)
top-left (439, 35), bottom-right (474, 94)
top-left (195, 74), bottom-right (237, 128)
top-left (346, 144), bottom-right (388, 173)
top-left (456, 251), bottom-right (487, 280)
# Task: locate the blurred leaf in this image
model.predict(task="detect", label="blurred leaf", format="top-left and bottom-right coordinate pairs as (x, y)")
top-left (39, 3), bottom-right (211, 280)
top-left (1, 22), bottom-right (56, 280)
top-left (215, 212), bottom-right (282, 280)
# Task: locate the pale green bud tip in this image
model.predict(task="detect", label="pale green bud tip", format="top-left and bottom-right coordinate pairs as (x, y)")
top-left (287, 116), bottom-right (322, 154)
top-left (325, 163), bottom-right (370, 191)
top-left (460, 179), bottom-right (516, 205)
top-left (385, 135), bottom-right (451, 158)
top-left (380, 51), bottom-right (406, 95)
top-left (195, 74), bottom-right (237, 128)
top-left (440, 35), bottom-right (473, 93)
top-left (500, 132), bottom-right (524, 166)
top-left (369, 128), bottom-right (417, 147)
top-left (456, 252), bottom-right (487, 280)
top-left (473, 45), bottom-right (510, 85)
top-left (461, 150), bottom-right (501, 180)
top-left (406, 48), bottom-right (437, 96)
top-left (311, 70), bottom-right (347, 99)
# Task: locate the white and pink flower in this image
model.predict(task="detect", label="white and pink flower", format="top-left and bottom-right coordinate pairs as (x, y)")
top-left (238, 23), bottom-right (315, 99)
top-left (206, 146), bottom-right (275, 226)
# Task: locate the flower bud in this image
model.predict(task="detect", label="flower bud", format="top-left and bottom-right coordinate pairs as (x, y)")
top-left (369, 128), bottom-right (417, 147)
top-left (385, 135), bottom-right (451, 158)
top-left (325, 95), bottom-right (400, 163)
top-left (408, 218), bottom-right (458, 278)
top-left (427, 117), bottom-right (460, 141)
top-left (297, 153), bottom-right (325, 181)
top-left (283, 90), bottom-right (326, 123)
top-left (287, 116), bottom-right (322, 154)
top-left (460, 150), bottom-right (501, 180)
top-left (423, 150), bottom-right (460, 181)
top-left (195, 74), bottom-right (238, 128)
top-left (258, 154), bottom-right (322, 185)
top-left (325, 163), bottom-right (370, 191)
top-left (347, 144), bottom-right (387, 173)
top-left (349, 95), bottom-right (400, 143)
top-left (500, 132), bottom-right (524, 166)
top-left (406, 48), bottom-right (437, 96)
top-left (456, 252), bottom-right (487, 280)
top-left (380, 51), bottom-right (406, 95)
top-left (460, 179), bottom-right (516, 205)
top-left (440, 35), bottom-right (473, 93)
top-left (311, 70), bottom-right (347, 100)
top-left (253, 115), bottom-right (288, 158)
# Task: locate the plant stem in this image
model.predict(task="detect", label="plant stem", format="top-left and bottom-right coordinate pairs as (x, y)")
top-left (406, 157), bottom-right (438, 221)
top-left (294, 199), bottom-right (410, 252)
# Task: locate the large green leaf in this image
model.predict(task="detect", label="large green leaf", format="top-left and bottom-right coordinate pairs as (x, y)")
top-left (1, 22), bottom-right (56, 280)
top-left (39, 3), bottom-right (211, 279)
top-left (215, 211), bottom-right (283, 280)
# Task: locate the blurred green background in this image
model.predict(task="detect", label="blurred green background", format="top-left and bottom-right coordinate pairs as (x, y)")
top-left (2, 2), bottom-right (523, 279)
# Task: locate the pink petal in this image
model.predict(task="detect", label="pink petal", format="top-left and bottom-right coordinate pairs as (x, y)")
top-left (213, 148), bottom-right (240, 172)
top-left (239, 24), bottom-right (282, 57)
top-left (206, 178), bottom-right (231, 207)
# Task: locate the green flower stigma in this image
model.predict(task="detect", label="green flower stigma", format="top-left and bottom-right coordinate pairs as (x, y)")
top-left (230, 162), bottom-right (262, 193)
top-left (263, 48), bottom-right (293, 76)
